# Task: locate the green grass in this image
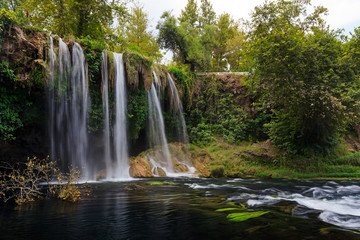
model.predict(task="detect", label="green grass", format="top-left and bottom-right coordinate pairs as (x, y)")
top-left (191, 138), bottom-right (360, 180)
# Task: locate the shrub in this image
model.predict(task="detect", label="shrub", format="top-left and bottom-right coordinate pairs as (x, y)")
top-left (0, 157), bottom-right (82, 205)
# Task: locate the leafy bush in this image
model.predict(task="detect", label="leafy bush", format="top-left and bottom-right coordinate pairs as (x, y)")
top-left (334, 152), bottom-right (360, 166)
top-left (56, 168), bottom-right (82, 202)
top-left (0, 61), bottom-right (22, 141)
top-left (169, 67), bottom-right (195, 107)
top-left (128, 88), bottom-right (148, 140)
top-left (0, 157), bottom-right (82, 205)
top-left (189, 122), bottom-right (215, 146)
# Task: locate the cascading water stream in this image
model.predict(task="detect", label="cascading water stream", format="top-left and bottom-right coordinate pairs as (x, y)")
top-left (48, 38), bottom-right (91, 179)
top-left (113, 53), bottom-right (129, 178)
top-left (71, 42), bottom-right (89, 177)
top-left (101, 51), bottom-right (112, 178)
top-left (48, 36), bottom-right (56, 169)
top-left (148, 74), bottom-right (173, 172)
top-left (167, 73), bottom-right (189, 145)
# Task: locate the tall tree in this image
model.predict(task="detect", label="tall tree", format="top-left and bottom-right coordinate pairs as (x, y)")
top-left (225, 28), bottom-right (247, 71)
top-left (248, 0), bottom-right (354, 154)
top-left (212, 13), bottom-right (237, 71)
top-left (125, 5), bottom-right (161, 59)
top-left (199, 0), bottom-right (216, 27)
top-left (178, 0), bottom-right (198, 27)
top-left (158, 11), bottom-right (208, 71)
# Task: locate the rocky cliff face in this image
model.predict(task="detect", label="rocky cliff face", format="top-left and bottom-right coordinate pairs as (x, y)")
top-left (0, 19), bottom-right (48, 163)
top-left (1, 22), bottom-right (47, 83)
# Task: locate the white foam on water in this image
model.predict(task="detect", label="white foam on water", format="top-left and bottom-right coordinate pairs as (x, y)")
top-left (227, 183), bottom-right (360, 229)
top-left (185, 183), bottom-right (250, 190)
top-left (319, 211), bottom-right (360, 229)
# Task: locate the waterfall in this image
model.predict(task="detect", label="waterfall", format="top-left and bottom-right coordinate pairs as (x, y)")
top-left (101, 52), bottom-right (112, 178)
top-left (71, 42), bottom-right (89, 177)
top-left (48, 38), bottom-right (91, 179)
top-left (113, 53), bottom-right (129, 178)
top-left (48, 36), bottom-right (56, 169)
top-left (148, 74), bottom-right (173, 172)
top-left (167, 73), bottom-right (189, 145)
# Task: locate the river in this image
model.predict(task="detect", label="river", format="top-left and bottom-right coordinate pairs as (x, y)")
top-left (0, 178), bottom-right (359, 239)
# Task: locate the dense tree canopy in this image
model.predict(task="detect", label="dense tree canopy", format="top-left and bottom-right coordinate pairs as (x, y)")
top-left (247, 0), bottom-right (360, 154)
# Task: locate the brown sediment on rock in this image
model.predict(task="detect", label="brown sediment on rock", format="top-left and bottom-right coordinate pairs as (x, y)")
top-left (191, 150), bottom-right (212, 177)
top-left (123, 50), bottom-right (153, 91)
top-left (153, 64), bottom-right (169, 91)
top-left (342, 134), bottom-right (360, 153)
top-left (155, 167), bottom-right (166, 176)
top-left (173, 160), bottom-right (188, 173)
top-left (129, 156), bottom-right (154, 178)
top-left (1, 24), bottom-right (47, 85)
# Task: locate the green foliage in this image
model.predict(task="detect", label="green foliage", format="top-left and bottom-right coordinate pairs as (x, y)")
top-left (186, 76), bottom-right (253, 146)
top-left (0, 8), bottom-right (28, 34)
top-left (128, 45), bottom-right (147, 56)
top-left (0, 157), bottom-right (82, 205)
top-left (157, 11), bottom-right (213, 71)
top-left (23, 0), bottom-right (125, 40)
top-left (334, 152), bottom-right (360, 166)
top-left (212, 13), bottom-right (237, 71)
top-left (210, 166), bottom-right (224, 178)
top-left (31, 66), bottom-right (44, 86)
top-left (0, 62), bottom-right (22, 141)
top-left (128, 88), bottom-right (148, 140)
top-left (158, 0), bottom-right (246, 72)
top-left (189, 122), bottom-right (215, 146)
top-left (245, 112), bottom-right (270, 142)
top-left (124, 5), bottom-right (161, 60)
top-left (123, 49), bottom-right (153, 89)
top-left (78, 36), bottom-right (106, 133)
top-left (248, 0), bottom-right (356, 154)
top-left (0, 61), bottom-right (16, 81)
top-left (169, 67), bottom-right (195, 107)
top-left (215, 208), bottom-right (239, 212)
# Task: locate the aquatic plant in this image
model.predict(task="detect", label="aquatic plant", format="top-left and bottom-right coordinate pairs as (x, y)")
top-left (226, 211), bottom-right (269, 222)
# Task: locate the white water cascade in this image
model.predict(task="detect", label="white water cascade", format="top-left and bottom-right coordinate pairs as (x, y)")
top-left (113, 53), bottom-right (130, 178)
top-left (48, 38), bottom-right (91, 179)
top-left (147, 73), bottom-right (173, 172)
top-left (167, 73), bottom-right (189, 145)
top-left (101, 51), bottom-right (112, 178)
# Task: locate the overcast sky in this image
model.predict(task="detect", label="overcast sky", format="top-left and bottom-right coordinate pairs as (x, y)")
top-left (139, 0), bottom-right (360, 34)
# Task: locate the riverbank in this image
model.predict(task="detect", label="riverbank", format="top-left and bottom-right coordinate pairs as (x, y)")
top-left (191, 138), bottom-right (360, 180)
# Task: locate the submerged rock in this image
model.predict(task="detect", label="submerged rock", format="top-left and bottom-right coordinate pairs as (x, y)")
top-left (96, 169), bottom-right (106, 181)
top-left (129, 157), bottom-right (154, 178)
top-left (155, 167), bottom-right (167, 176)
top-left (124, 183), bottom-right (145, 191)
top-left (173, 160), bottom-right (188, 173)
top-left (226, 211), bottom-right (269, 222)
